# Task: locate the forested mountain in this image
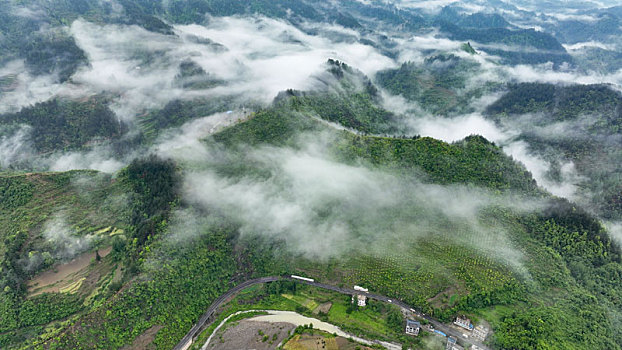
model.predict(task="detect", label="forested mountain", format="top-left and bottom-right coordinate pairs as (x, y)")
top-left (486, 83), bottom-right (622, 220)
top-left (0, 97), bottom-right (126, 154)
top-left (376, 53), bottom-right (489, 116)
top-left (0, 1), bottom-right (621, 349)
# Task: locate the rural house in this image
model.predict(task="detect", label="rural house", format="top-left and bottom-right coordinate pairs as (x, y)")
top-left (454, 316), bottom-right (473, 331)
top-left (405, 319), bottom-right (421, 336)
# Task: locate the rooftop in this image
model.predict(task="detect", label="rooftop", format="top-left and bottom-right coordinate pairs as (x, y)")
top-left (406, 319), bottom-right (421, 327)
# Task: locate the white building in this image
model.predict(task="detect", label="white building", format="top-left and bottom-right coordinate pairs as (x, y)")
top-left (353, 286), bottom-right (368, 307)
top-left (454, 316), bottom-right (473, 331)
top-left (473, 325), bottom-right (489, 341)
top-left (405, 319), bottom-right (421, 336)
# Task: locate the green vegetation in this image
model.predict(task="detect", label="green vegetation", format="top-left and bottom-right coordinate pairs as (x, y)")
top-left (174, 60), bottom-right (224, 90)
top-left (207, 105), bottom-right (622, 349)
top-left (0, 4), bottom-right (87, 83)
top-left (437, 21), bottom-right (572, 66)
top-left (487, 83), bottom-right (621, 126)
top-left (376, 56), bottom-right (495, 116)
top-left (158, 0), bottom-right (323, 24)
top-left (1, 92), bottom-right (620, 350)
top-left (0, 171), bottom-right (129, 348)
top-left (437, 7), bottom-right (510, 29)
top-left (137, 96), bottom-right (244, 143)
top-left (336, 134), bottom-right (538, 192)
top-left (215, 102), bottom-right (538, 192)
top-left (0, 97), bottom-right (126, 153)
top-left (192, 282), bottom-right (419, 348)
top-left (44, 228), bottom-right (238, 349)
top-left (121, 155), bottom-right (180, 251)
top-left (573, 47), bottom-right (622, 74)
top-left (286, 59), bottom-right (399, 135)
top-left (486, 83), bottom-right (622, 220)
top-left (18, 293), bottom-right (83, 328)
top-left (18, 30), bottom-right (87, 83)
top-left (461, 42), bottom-right (477, 55)
top-left (548, 12), bottom-right (622, 48)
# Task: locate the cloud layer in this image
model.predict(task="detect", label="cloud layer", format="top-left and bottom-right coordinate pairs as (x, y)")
top-left (182, 135), bottom-right (535, 271)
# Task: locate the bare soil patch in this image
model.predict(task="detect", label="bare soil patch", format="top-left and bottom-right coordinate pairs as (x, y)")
top-left (284, 334), bottom-right (375, 350)
top-left (27, 247), bottom-right (112, 296)
top-left (121, 325), bottom-right (163, 350)
top-left (208, 320), bottom-right (294, 350)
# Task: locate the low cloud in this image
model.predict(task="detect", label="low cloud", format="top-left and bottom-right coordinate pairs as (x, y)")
top-left (48, 145), bottom-right (126, 173)
top-left (182, 134), bottom-right (535, 271)
top-left (564, 41), bottom-right (615, 51)
top-left (394, 33), bottom-right (465, 63)
top-left (503, 141), bottom-right (583, 199)
top-left (65, 16), bottom-right (395, 122)
top-left (606, 221), bottom-right (622, 246)
top-left (0, 60), bottom-right (63, 114)
top-left (42, 214), bottom-right (95, 261)
top-left (152, 110), bottom-right (248, 163)
top-left (391, 0), bottom-right (460, 12)
top-left (0, 125), bottom-right (33, 168)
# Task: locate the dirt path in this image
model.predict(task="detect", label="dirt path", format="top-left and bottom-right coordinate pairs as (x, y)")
top-left (250, 311), bottom-right (402, 349)
top-left (202, 311), bottom-right (400, 350)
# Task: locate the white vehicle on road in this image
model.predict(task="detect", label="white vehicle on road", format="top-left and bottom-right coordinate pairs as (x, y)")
top-left (291, 275), bottom-right (315, 282)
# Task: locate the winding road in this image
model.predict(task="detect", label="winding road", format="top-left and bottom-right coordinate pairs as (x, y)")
top-left (173, 276), bottom-right (490, 350)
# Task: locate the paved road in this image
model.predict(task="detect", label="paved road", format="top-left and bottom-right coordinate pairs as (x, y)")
top-left (173, 276), bottom-right (490, 350)
top-left (288, 277), bottom-right (490, 350)
top-left (172, 276), bottom-right (280, 350)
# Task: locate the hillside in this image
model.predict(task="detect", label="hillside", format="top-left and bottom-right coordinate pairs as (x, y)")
top-left (486, 83), bottom-right (622, 220)
top-left (0, 97), bottom-right (127, 154)
top-left (0, 170), bottom-right (129, 346)
top-left (375, 54), bottom-right (492, 116)
top-left (0, 1), bottom-right (621, 349)
top-left (0, 101), bottom-right (618, 349)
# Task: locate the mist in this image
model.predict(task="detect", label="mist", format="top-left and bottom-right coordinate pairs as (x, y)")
top-left (152, 110), bottom-right (248, 163)
top-left (0, 125), bottom-right (33, 169)
top-left (64, 16), bottom-right (395, 122)
top-left (48, 147), bottom-right (127, 174)
top-left (0, 0), bottom-right (617, 231)
top-left (42, 214), bottom-right (95, 261)
top-left (2, 1), bottom-right (620, 175)
top-left (0, 60), bottom-right (63, 114)
top-left (180, 133), bottom-right (537, 274)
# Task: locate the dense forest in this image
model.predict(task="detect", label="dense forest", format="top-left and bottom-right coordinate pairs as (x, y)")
top-left (0, 97), bottom-right (126, 154)
top-left (486, 83), bottom-right (622, 220)
top-left (376, 54), bottom-right (490, 116)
